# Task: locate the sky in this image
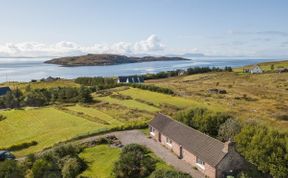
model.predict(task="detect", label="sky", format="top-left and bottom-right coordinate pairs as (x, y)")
top-left (0, 0), bottom-right (288, 57)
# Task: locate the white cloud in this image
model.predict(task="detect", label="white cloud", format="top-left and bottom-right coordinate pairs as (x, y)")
top-left (0, 35), bottom-right (164, 57)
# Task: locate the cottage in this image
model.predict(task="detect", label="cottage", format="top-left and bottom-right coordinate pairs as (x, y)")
top-left (117, 76), bottom-right (144, 83)
top-left (0, 87), bottom-right (11, 96)
top-left (149, 114), bottom-right (247, 178)
top-left (0, 150), bottom-right (15, 161)
top-left (243, 65), bottom-right (263, 74)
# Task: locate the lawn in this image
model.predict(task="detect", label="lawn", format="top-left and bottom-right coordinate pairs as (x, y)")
top-left (0, 107), bottom-right (108, 156)
top-left (79, 145), bottom-right (121, 178)
top-left (95, 95), bottom-right (161, 112)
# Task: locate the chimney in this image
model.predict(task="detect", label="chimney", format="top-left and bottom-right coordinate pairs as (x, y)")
top-left (222, 138), bottom-right (234, 153)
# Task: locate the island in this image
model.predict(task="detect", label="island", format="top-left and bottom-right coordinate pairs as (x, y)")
top-left (44, 54), bottom-right (190, 66)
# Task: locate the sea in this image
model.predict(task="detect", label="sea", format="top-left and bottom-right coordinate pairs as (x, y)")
top-left (0, 57), bottom-right (284, 83)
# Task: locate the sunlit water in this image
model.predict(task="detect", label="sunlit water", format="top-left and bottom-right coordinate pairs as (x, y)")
top-left (0, 57), bottom-right (282, 83)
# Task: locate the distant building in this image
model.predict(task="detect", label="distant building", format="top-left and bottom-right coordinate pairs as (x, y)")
top-left (117, 76), bottom-right (144, 83)
top-left (0, 150), bottom-right (15, 161)
top-left (149, 114), bottom-right (247, 178)
top-left (40, 76), bottom-right (60, 82)
top-left (0, 87), bottom-right (11, 96)
top-left (243, 65), bottom-right (263, 74)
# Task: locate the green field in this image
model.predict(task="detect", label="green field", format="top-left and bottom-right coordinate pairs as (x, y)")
top-left (95, 95), bottom-right (160, 112)
top-left (0, 107), bottom-right (108, 156)
top-left (79, 145), bottom-right (121, 178)
top-left (65, 105), bottom-right (123, 125)
top-left (118, 87), bottom-right (222, 111)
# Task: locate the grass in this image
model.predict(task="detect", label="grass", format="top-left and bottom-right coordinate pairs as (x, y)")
top-left (146, 64), bottom-right (288, 131)
top-left (95, 95), bottom-right (161, 112)
top-left (233, 60), bottom-right (288, 73)
top-left (0, 79), bottom-right (79, 91)
top-left (119, 87), bottom-right (221, 111)
top-left (0, 107), bottom-right (110, 156)
top-left (79, 145), bottom-right (121, 178)
top-left (65, 105), bottom-right (123, 125)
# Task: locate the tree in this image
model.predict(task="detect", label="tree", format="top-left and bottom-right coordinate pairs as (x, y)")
top-left (113, 144), bottom-right (156, 178)
top-left (3, 89), bottom-right (23, 108)
top-left (270, 64), bottom-right (274, 71)
top-left (149, 169), bottom-right (191, 178)
top-left (0, 160), bottom-right (24, 178)
top-left (78, 86), bottom-right (93, 103)
top-left (217, 118), bottom-right (242, 142)
top-left (175, 108), bottom-right (230, 137)
top-left (32, 159), bottom-right (61, 178)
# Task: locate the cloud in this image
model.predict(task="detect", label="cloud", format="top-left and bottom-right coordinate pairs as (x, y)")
top-left (0, 35), bottom-right (164, 57)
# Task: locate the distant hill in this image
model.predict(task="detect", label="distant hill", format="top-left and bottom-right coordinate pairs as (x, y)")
top-left (44, 54), bottom-right (190, 66)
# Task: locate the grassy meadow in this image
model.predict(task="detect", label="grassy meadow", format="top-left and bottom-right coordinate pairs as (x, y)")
top-left (147, 64), bottom-right (288, 130)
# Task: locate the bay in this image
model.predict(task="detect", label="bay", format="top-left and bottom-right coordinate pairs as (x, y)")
top-left (0, 57), bottom-right (283, 83)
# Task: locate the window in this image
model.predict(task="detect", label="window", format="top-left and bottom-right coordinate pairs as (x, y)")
top-left (150, 126), bottom-right (155, 136)
top-left (196, 157), bottom-right (205, 169)
top-left (166, 137), bottom-right (173, 146)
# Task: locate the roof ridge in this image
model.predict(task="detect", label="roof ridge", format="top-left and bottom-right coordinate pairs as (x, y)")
top-left (157, 112), bottom-right (225, 146)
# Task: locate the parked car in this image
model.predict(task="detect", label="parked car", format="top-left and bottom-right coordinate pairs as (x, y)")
top-left (0, 150), bottom-right (15, 161)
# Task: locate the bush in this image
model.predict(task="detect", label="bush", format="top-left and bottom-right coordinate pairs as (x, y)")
top-left (235, 122), bottom-right (288, 177)
top-left (217, 119), bottom-right (242, 142)
top-left (0, 160), bottom-right (24, 178)
top-left (175, 108), bottom-right (231, 137)
top-left (6, 141), bottom-right (38, 151)
top-left (61, 157), bottom-right (84, 178)
top-left (0, 114), bottom-right (6, 121)
top-left (32, 159), bottom-right (61, 178)
top-left (149, 169), bottom-right (192, 178)
top-left (125, 83), bottom-right (175, 95)
top-left (113, 144), bottom-right (156, 178)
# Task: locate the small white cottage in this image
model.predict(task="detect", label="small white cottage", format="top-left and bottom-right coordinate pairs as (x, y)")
top-left (250, 65), bottom-right (263, 74)
top-left (243, 65), bottom-right (263, 74)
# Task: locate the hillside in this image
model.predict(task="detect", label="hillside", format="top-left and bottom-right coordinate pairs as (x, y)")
top-left (45, 54), bottom-right (189, 66)
top-left (147, 60), bottom-right (288, 131)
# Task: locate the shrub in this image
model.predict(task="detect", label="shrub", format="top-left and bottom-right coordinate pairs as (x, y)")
top-left (31, 159), bottom-right (61, 178)
top-left (113, 144), bottom-right (156, 178)
top-left (0, 160), bottom-right (25, 178)
top-left (0, 114), bottom-right (6, 121)
top-left (175, 108), bottom-right (231, 138)
top-left (149, 169), bottom-right (192, 178)
top-left (217, 119), bottom-right (242, 142)
top-left (61, 157), bottom-right (84, 178)
top-left (235, 122), bottom-right (288, 177)
top-left (7, 141), bottom-right (38, 151)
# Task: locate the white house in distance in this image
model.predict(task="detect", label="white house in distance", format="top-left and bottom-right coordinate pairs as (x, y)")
top-left (243, 65), bottom-right (263, 74)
